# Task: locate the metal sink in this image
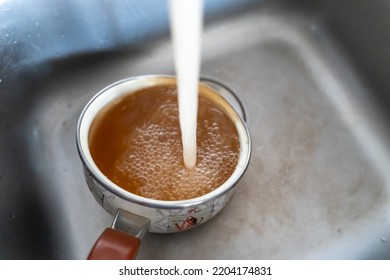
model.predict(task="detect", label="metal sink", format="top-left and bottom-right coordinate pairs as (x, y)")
top-left (1, 0), bottom-right (390, 259)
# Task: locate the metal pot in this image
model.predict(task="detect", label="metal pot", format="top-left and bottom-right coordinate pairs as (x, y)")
top-left (76, 75), bottom-right (251, 259)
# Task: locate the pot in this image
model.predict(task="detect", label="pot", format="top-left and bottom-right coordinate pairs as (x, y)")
top-left (76, 75), bottom-right (251, 259)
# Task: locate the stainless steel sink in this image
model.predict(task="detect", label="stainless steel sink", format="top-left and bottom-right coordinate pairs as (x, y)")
top-left (1, 0), bottom-right (390, 259)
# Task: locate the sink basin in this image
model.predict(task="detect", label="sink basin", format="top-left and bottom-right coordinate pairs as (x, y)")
top-left (1, 0), bottom-right (390, 259)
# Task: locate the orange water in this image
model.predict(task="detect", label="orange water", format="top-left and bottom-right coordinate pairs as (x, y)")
top-left (89, 85), bottom-right (239, 201)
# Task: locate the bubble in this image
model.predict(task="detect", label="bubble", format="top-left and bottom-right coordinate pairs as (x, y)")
top-left (139, 177), bottom-right (147, 186)
top-left (143, 135), bottom-right (151, 141)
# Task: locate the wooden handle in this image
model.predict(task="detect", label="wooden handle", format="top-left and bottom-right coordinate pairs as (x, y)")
top-left (88, 228), bottom-right (141, 260)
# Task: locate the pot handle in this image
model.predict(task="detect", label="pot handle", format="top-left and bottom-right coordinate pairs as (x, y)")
top-left (88, 228), bottom-right (141, 259)
top-left (87, 210), bottom-right (150, 260)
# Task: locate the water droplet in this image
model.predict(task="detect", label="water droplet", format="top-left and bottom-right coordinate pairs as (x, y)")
top-left (381, 237), bottom-right (389, 244)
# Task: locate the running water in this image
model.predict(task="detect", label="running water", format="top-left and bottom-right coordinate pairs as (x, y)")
top-left (168, 0), bottom-right (203, 169)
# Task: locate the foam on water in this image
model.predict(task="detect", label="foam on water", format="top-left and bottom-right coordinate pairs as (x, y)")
top-left (105, 87), bottom-right (240, 201)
